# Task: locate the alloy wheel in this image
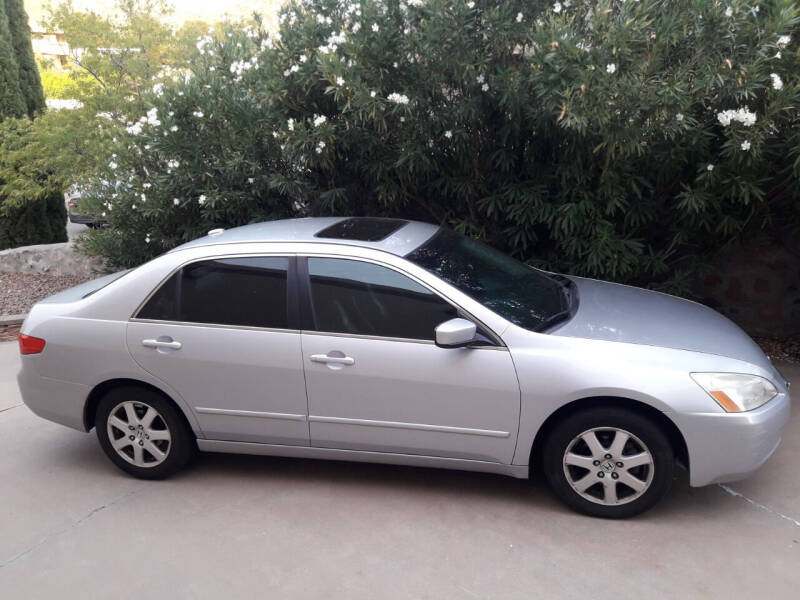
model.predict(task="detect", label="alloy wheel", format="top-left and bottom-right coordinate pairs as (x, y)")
top-left (106, 400), bottom-right (172, 468)
top-left (562, 427), bottom-right (654, 506)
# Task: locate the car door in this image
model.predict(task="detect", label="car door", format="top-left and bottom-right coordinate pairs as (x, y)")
top-left (126, 255), bottom-right (309, 446)
top-left (300, 256), bottom-right (520, 464)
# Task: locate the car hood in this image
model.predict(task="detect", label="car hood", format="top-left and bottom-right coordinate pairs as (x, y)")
top-left (551, 276), bottom-right (771, 369)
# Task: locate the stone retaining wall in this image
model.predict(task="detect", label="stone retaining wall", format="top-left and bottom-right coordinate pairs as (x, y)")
top-left (0, 242), bottom-right (102, 277)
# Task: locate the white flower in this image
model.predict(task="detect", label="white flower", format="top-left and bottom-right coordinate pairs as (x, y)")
top-left (109, 161), bottom-right (118, 170)
top-left (393, 62), bottom-right (398, 68)
top-left (467, 1), bottom-right (474, 8)
top-left (775, 51), bottom-right (782, 59)
top-left (248, 178), bottom-right (254, 184)
top-left (299, 54), bottom-right (307, 63)
top-left (777, 35), bottom-right (791, 47)
top-left (352, 22), bottom-right (361, 34)
top-left (336, 76), bottom-right (345, 86)
top-left (372, 23), bottom-right (380, 33)
top-left (400, 116), bottom-right (405, 122)
top-left (741, 140), bottom-right (751, 151)
top-left (707, 164), bottom-right (714, 171)
top-left (173, 198), bottom-right (180, 206)
top-left (553, 2), bottom-right (563, 13)
top-left (476, 74), bottom-right (485, 84)
top-left (140, 193), bottom-right (147, 202)
top-left (676, 113), bottom-right (684, 122)
top-left (287, 118), bottom-right (295, 131)
top-left (716, 107), bottom-right (757, 127)
top-left (198, 195), bottom-right (207, 205)
top-left (725, 6), bottom-right (733, 17)
top-left (606, 63), bottom-right (616, 74)
top-left (316, 141), bottom-right (326, 154)
top-left (170, 125), bottom-right (178, 132)
top-left (387, 92), bottom-right (410, 104)
top-left (145, 236), bottom-right (150, 244)
top-left (167, 159), bottom-right (180, 169)
top-left (143, 183), bottom-right (152, 189)
top-left (481, 83), bottom-right (489, 91)
top-left (131, 204), bottom-right (136, 210)
top-left (370, 90), bottom-right (377, 98)
top-left (516, 12), bottom-right (523, 23)
top-left (313, 114), bottom-right (327, 127)
top-left (192, 110), bottom-right (204, 118)
top-left (444, 130), bottom-right (453, 138)
top-left (770, 73), bottom-right (783, 90)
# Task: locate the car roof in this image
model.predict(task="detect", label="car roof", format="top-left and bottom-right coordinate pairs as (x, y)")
top-left (170, 217), bottom-right (441, 257)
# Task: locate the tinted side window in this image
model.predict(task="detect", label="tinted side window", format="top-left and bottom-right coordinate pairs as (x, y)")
top-left (307, 258), bottom-right (457, 340)
top-left (138, 257), bottom-right (289, 329)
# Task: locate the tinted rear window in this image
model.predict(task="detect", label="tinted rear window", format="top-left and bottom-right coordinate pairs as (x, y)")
top-left (137, 257), bottom-right (288, 328)
top-left (315, 218), bottom-right (408, 241)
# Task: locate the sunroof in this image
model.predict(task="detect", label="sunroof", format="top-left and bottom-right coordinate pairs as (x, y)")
top-left (315, 218), bottom-right (408, 242)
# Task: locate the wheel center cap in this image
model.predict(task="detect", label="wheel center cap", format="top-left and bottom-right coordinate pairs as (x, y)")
top-left (600, 460), bottom-right (616, 473)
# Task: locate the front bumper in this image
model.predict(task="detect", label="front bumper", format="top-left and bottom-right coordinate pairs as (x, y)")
top-left (672, 391), bottom-right (791, 487)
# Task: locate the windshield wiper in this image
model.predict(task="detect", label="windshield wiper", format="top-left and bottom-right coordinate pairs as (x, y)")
top-left (535, 273), bottom-right (579, 332)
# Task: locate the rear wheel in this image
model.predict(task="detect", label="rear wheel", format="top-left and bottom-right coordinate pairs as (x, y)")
top-left (95, 386), bottom-right (196, 479)
top-left (543, 407), bottom-right (674, 518)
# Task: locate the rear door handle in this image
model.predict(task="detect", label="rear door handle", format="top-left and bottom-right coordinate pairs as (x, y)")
top-left (142, 339), bottom-right (182, 350)
top-left (310, 354), bottom-right (354, 366)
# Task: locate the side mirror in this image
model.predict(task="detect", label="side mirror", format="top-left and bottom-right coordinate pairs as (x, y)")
top-left (435, 318), bottom-right (477, 349)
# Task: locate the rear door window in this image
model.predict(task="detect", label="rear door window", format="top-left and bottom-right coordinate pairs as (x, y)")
top-left (137, 257), bottom-right (289, 329)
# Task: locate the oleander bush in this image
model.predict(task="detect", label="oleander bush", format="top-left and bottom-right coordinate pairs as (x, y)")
top-left (78, 0), bottom-right (800, 293)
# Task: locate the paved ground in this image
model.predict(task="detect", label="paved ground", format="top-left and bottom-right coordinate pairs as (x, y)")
top-left (0, 341), bottom-right (797, 599)
top-left (66, 219), bottom-right (87, 241)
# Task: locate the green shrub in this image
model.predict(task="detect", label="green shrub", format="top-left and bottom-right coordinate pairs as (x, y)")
top-left (40, 69), bottom-right (102, 100)
top-left (0, 188), bottom-right (67, 250)
top-left (4, 0), bottom-right (45, 117)
top-left (79, 0), bottom-right (800, 292)
top-left (0, 0), bottom-right (26, 120)
top-left (0, 118), bottom-right (66, 250)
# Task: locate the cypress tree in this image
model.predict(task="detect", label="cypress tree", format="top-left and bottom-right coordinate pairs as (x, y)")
top-left (0, 0), bottom-right (26, 120)
top-left (4, 0), bottom-right (44, 117)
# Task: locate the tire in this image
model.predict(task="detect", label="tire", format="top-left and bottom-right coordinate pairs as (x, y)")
top-left (95, 386), bottom-right (196, 479)
top-left (542, 407), bottom-right (674, 518)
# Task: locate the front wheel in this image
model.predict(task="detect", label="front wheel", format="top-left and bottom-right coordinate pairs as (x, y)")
top-left (95, 386), bottom-right (196, 479)
top-left (542, 407), bottom-right (674, 518)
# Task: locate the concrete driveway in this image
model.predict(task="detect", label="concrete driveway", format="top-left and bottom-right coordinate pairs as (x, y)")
top-left (0, 339), bottom-right (797, 599)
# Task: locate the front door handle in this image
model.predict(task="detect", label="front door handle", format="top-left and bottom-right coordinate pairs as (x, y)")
top-left (310, 354), bottom-right (355, 366)
top-left (142, 338), bottom-right (182, 350)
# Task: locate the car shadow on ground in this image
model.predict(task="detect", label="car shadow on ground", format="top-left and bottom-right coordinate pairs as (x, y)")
top-left (49, 426), bottom-right (724, 523)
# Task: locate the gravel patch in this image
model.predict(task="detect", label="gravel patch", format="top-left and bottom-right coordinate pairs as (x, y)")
top-left (0, 273), bottom-right (92, 316)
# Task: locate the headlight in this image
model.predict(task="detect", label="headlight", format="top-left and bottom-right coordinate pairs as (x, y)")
top-left (690, 373), bottom-right (778, 412)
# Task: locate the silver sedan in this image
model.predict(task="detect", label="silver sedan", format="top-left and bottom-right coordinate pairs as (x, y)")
top-left (16, 217), bottom-right (791, 518)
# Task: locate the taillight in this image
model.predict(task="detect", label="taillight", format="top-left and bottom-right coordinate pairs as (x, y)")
top-left (19, 334), bottom-right (46, 355)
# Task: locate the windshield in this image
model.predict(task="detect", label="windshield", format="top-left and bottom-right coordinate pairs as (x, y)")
top-left (406, 229), bottom-right (569, 331)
